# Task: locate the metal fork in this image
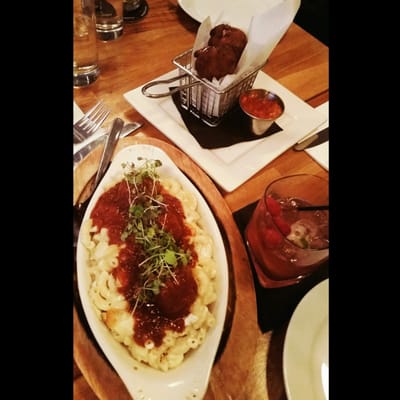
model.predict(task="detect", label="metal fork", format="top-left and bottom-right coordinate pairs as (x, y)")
top-left (73, 101), bottom-right (110, 144)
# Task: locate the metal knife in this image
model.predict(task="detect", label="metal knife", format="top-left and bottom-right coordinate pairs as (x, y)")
top-left (93, 117), bottom-right (124, 190)
top-left (73, 121), bottom-right (142, 166)
top-left (74, 117), bottom-right (124, 211)
top-left (74, 118), bottom-right (124, 246)
top-left (293, 127), bottom-right (329, 151)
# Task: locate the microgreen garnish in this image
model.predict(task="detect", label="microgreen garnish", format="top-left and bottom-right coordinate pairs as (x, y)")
top-left (120, 158), bottom-right (191, 312)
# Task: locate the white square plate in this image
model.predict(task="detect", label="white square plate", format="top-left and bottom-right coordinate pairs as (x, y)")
top-left (123, 70), bottom-right (327, 192)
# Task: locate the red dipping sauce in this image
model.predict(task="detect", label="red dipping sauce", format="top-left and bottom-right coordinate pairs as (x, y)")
top-left (239, 89), bottom-right (284, 120)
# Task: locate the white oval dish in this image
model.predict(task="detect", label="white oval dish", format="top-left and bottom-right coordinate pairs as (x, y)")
top-left (283, 279), bottom-right (329, 400)
top-left (76, 144), bottom-right (229, 400)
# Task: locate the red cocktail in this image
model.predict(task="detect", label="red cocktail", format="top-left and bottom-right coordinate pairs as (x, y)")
top-left (245, 174), bottom-right (329, 288)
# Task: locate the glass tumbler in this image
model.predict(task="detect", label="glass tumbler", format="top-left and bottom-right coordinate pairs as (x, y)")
top-left (95, 0), bottom-right (124, 41)
top-left (245, 174), bottom-right (329, 288)
top-left (73, 0), bottom-right (100, 87)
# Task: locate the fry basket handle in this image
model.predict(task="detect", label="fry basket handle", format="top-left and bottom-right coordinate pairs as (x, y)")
top-left (141, 74), bottom-right (201, 98)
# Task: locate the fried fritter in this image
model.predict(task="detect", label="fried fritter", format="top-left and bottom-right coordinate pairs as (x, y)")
top-left (194, 24), bottom-right (248, 81)
top-left (208, 24), bottom-right (247, 59)
top-left (194, 44), bottom-right (239, 81)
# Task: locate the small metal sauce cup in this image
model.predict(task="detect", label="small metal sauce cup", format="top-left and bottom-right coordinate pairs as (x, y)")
top-left (239, 89), bottom-right (285, 136)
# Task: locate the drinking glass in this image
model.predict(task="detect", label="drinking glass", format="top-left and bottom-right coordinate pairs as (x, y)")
top-left (95, 0), bottom-right (124, 41)
top-left (245, 174), bottom-right (329, 288)
top-left (73, 0), bottom-right (100, 87)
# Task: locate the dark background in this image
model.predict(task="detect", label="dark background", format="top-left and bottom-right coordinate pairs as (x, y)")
top-left (294, 0), bottom-right (329, 46)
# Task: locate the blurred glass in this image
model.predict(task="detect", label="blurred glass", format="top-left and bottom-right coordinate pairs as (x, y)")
top-left (95, 0), bottom-right (124, 41)
top-left (74, 0), bottom-right (100, 87)
top-left (123, 0), bottom-right (149, 22)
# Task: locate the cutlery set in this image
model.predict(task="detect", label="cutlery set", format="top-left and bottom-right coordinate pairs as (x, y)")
top-left (73, 100), bottom-right (142, 164)
top-left (73, 121), bottom-right (142, 166)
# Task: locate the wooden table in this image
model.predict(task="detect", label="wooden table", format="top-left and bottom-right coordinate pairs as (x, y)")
top-left (73, 1), bottom-right (329, 399)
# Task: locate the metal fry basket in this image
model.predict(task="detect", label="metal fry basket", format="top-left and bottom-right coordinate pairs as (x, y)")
top-left (174, 49), bottom-right (265, 126)
top-left (142, 49), bottom-right (265, 127)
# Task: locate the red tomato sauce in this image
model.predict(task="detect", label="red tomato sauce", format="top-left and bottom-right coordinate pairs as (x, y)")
top-left (240, 91), bottom-right (283, 119)
top-left (90, 179), bottom-right (199, 347)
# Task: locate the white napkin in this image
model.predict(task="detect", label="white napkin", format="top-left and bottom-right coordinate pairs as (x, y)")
top-left (304, 102), bottom-right (329, 170)
top-left (73, 101), bottom-right (83, 123)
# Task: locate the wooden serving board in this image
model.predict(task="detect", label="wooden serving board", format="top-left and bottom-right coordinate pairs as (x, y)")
top-left (73, 136), bottom-right (261, 399)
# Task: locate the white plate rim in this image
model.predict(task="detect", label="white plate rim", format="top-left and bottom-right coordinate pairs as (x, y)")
top-left (76, 143), bottom-right (229, 400)
top-left (177, 0), bottom-right (204, 22)
top-left (283, 278), bottom-right (329, 400)
top-left (123, 70), bottom-right (326, 192)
